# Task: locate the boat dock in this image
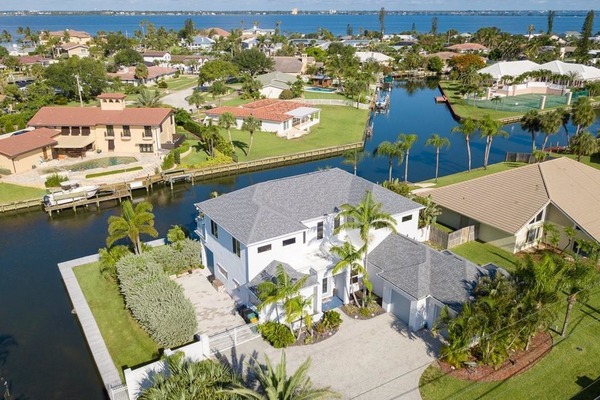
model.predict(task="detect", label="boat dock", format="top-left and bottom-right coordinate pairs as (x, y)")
top-left (44, 184), bottom-right (136, 215)
top-left (434, 95), bottom-right (448, 103)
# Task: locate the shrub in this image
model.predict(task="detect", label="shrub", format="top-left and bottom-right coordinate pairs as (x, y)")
top-left (45, 173), bottom-right (68, 187)
top-left (183, 119), bottom-right (204, 136)
top-left (117, 253), bottom-right (197, 347)
top-left (173, 148), bottom-right (181, 164)
top-left (192, 151), bottom-right (233, 169)
top-left (157, 79), bottom-right (168, 89)
top-left (278, 89), bottom-right (294, 100)
top-left (98, 245), bottom-right (131, 282)
top-left (382, 178), bottom-right (410, 197)
top-left (149, 239), bottom-right (203, 275)
top-left (161, 152), bottom-right (175, 170)
top-left (258, 321), bottom-right (295, 348)
top-left (320, 310), bottom-right (342, 330)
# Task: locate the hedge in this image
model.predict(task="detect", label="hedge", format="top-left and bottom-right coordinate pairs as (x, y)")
top-left (149, 239), bottom-right (204, 276)
top-left (117, 253), bottom-right (197, 347)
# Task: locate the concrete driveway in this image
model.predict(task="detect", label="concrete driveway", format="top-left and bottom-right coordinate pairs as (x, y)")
top-left (218, 312), bottom-right (440, 400)
top-left (162, 87), bottom-right (194, 110)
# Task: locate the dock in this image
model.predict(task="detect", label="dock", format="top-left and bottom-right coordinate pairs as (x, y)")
top-left (44, 184), bottom-right (139, 216)
top-left (434, 95), bottom-right (448, 103)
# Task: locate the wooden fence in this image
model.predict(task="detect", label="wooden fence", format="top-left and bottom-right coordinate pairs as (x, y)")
top-left (430, 225), bottom-right (475, 249)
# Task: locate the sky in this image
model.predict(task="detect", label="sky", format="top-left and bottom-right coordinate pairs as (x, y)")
top-left (6, 0), bottom-right (600, 11)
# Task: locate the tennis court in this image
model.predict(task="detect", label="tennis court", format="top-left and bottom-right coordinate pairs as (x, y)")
top-left (473, 93), bottom-right (569, 112)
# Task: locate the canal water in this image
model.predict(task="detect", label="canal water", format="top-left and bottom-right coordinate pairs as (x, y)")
top-left (0, 80), bottom-right (598, 399)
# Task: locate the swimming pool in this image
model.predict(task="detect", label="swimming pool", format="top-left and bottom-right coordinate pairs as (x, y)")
top-left (305, 86), bottom-right (336, 93)
top-left (44, 157), bottom-right (138, 173)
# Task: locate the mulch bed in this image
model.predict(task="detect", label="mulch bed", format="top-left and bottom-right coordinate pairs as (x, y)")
top-left (341, 302), bottom-right (386, 320)
top-left (291, 328), bottom-right (339, 346)
top-left (438, 331), bottom-right (553, 382)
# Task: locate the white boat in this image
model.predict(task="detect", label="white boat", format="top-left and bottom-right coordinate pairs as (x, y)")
top-left (43, 185), bottom-right (100, 206)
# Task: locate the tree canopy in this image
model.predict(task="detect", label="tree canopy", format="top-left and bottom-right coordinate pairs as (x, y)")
top-left (44, 57), bottom-right (108, 101)
top-left (233, 48), bottom-right (275, 76)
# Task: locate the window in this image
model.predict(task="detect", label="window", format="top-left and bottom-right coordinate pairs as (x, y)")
top-left (322, 277), bottom-right (328, 294)
top-left (317, 222), bottom-right (324, 240)
top-left (529, 211), bottom-right (543, 225)
top-left (143, 126), bottom-right (153, 138)
top-left (217, 264), bottom-right (228, 279)
top-left (139, 144), bottom-right (153, 153)
top-left (210, 220), bottom-right (219, 238)
top-left (105, 125), bottom-right (114, 137)
top-left (232, 237), bottom-right (241, 257)
top-left (282, 238), bottom-right (296, 246)
top-left (257, 244), bottom-right (272, 253)
top-left (122, 126), bottom-right (131, 138)
top-left (334, 216), bottom-right (340, 230)
top-left (526, 227), bottom-right (540, 244)
top-left (402, 214), bottom-right (413, 222)
top-left (233, 279), bottom-right (241, 289)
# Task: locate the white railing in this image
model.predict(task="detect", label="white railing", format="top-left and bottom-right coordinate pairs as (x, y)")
top-left (208, 322), bottom-right (260, 354)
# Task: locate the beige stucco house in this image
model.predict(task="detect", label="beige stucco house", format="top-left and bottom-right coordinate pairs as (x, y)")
top-left (0, 128), bottom-right (59, 174)
top-left (59, 43), bottom-right (89, 58)
top-left (427, 157), bottom-right (600, 254)
top-left (41, 29), bottom-right (92, 45)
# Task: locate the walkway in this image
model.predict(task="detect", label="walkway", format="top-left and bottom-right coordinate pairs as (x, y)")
top-left (220, 312), bottom-right (440, 400)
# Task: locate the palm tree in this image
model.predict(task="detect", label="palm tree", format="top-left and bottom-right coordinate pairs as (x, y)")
top-left (398, 133), bottom-right (418, 183)
top-left (569, 131), bottom-right (598, 162)
top-left (210, 80), bottom-right (228, 105)
top-left (540, 109), bottom-right (563, 151)
top-left (373, 141), bottom-right (402, 181)
top-left (224, 353), bottom-right (340, 400)
top-left (106, 200), bottom-right (158, 255)
top-left (479, 115), bottom-right (508, 169)
top-left (330, 241), bottom-right (364, 305)
top-left (134, 62), bottom-right (149, 84)
top-left (520, 110), bottom-right (541, 152)
top-left (451, 118), bottom-right (477, 172)
top-left (135, 89), bottom-right (163, 107)
top-left (334, 191), bottom-right (397, 308)
top-left (558, 258), bottom-right (599, 337)
top-left (203, 121), bottom-right (221, 157)
top-left (187, 90), bottom-right (205, 115)
top-left (241, 115), bottom-right (261, 156)
top-left (571, 97), bottom-right (595, 136)
top-left (425, 133), bottom-right (450, 183)
top-left (556, 107), bottom-right (571, 144)
top-left (218, 112), bottom-right (237, 151)
top-left (257, 264), bottom-right (308, 335)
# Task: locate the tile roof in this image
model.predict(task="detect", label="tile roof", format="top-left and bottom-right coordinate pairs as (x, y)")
top-left (369, 234), bottom-right (487, 311)
top-left (447, 43), bottom-right (488, 51)
top-left (60, 42), bottom-right (88, 50)
top-left (202, 27), bottom-right (230, 37)
top-left (428, 157), bottom-right (600, 242)
top-left (272, 56), bottom-right (314, 74)
top-left (28, 106), bottom-right (172, 128)
top-left (143, 51), bottom-right (169, 57)
top-left (48, 29), bottom-right (90, 38)
top-left (0, 128), bottom-right (59, 158)
top-left (196, 168), bottom-right (423, 245)
top-left (108, 66), bottom-right (178, 81)
top-left (17, 55), bottom-right (52, 65)
top-left (248, 260), bottom-right (318, 297)
top-left (206, 99), bottom-right (312, 123)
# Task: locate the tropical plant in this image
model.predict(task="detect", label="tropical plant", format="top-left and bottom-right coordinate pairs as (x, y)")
top-left (540, 109), bottom-right (563, 151)
top-left (478, 114), bottom-right (508, 169)
top-left (134, 63), bottom-right (149, 84)
top-left (571, 97), bottom-right (595, 136)
top-left (257, 321), bottom-right (296, 348)
top-left (382, 178), bottom-right (410, 196)
top-left (167, 225), bottom-right (186, 246)
top-left (224, 352), bottom-right (341, 400)
top-left (329, 241), bottom-right (363, 306)
top-left (412, 194), bottom-right (442, 229)
top-left (425, 133), bottom-right (450, 183)
top-left (373, 140), bottom-right (402, 181)
top-left (187, 90), bottom-right (206, 114)
top-left (569, 131), bottom-right (598, 162)
top-left (135, 88), bottom-right (163, 107)
top-left (334, 191), bottom-right (397, 307)
top-left (451, 118), bottom-right (478, 172)
top-left (398, 133), bottom-right (418, 183)
top-left (98, 244), bottom-right (130, 282)
top-left (520, 110), bottom-right (541, 152)
top-left (106, 200), bottom-right (158, 255)
top-left (556, 107), bottom-right (571, 144)
top-left (218, 112), bottom-right (237, 152)
top-left (342, 148), bottom-right (366, 176)
top-left (242, 115), bottom-right (261, 156)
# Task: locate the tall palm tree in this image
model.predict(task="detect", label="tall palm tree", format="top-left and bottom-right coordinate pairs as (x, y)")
top-left (540, 109), bottom-right (563, 151)
top-left (242, 115), bottom-right (261, 156)
top-left (342, 148), bottom-right (366, 176)
top-left (425, 133), bottom-right (450, 183)
top-left (398, 133), bottom-right (418, 183)
top-left (135, 89), bottom-right (163, 107)
top-left (556, 107), bottom-right (571, 144)
top-left (330, 241), bottom-right (364, 305)
top-left (569, 131), bottom-right (598, 162)
top-left (334, 191), bottom-right (397, 307)
top-left (106, 200), bottom-right (158, 255)
top-left (373, 140), bottom-right (402, 181)
top-left (479, 115), bottom-right (508, 169)
top-left (187, 90), bottom-right (206, 115)
top-left (134, 62), bottom-right (149, 84)
top-left (520, 110), bottom-right (542, 152)
top-left (451, 118), bottom-right (477, 172)
top-left (224, 353), bottom-right (340, 400)
top-left (218, 112), bottom-right (237, 151)
top-left (571, 97), bottom-right (595, 136)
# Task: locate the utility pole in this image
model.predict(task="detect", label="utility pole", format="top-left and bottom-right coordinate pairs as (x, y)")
top-left (75, 74), bottom-right (83, 107)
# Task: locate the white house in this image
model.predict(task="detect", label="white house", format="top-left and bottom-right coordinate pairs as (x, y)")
top-left (257, 71), bottom-right (296, 98)
top-left (143, 51), bottom-right (172, 66)
top-left (355, 51), bottom-right (393, 65)
top-left (185, 36), bottom-right (215, 51)
top-left (195, 168), bottom-right (494, 330)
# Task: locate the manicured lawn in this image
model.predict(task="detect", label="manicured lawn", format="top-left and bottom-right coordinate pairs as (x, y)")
top-left (182, 105), bottom-right (368, 166)
top-left (74, 262), bottom-right (159, 377)
top-left (0, 183), bottom-right (46, 203)
top-left (219, 96), bottom-right (252, 107)
top-left (303, 91), bottom-right (347, 100)
top-left (451, 241), bottom-right (520, 272)
top-left (165, 75), bottom-right (198, 91)
top-left (421, 162), bottom-right (526, 188)
top-left (420, 289), bottom-right (600, 400)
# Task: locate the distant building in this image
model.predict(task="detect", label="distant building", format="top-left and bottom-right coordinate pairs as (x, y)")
top-left (58, 43), bottom-right (89, 58)
top-left (185, 35), bottom-right (215, 51)
top-left (108, 65), bottom-right (178, 86)
top-left (40, 29), bottom-right (92, 45)
top-left (142, 51), bottom-right (171, 66)
top-left (256, 71), bottom-right (296, 98)
top-left (355, 51), bottom-right (393, 65)
top-left (272, 55), bottom-right (314, 74)
top-left (446, 43), bottom-right (488, 54)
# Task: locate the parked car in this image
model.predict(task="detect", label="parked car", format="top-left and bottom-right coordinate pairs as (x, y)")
top-left (237, 305), bottom-right (258, 324)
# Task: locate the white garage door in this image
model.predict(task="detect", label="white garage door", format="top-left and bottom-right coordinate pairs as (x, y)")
top-left (390, 289), bottom-right (411, 324)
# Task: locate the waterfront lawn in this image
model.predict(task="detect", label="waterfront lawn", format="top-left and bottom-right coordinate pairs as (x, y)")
top-left (0, 183), bottom-right (46, 203)
top-left (421, 162), bottom-right (526, 188)
top-left (451, 241), bottom-right (519, 272)
top-left (74, 262), bottom-right (159, 376)
top-left (219, 96), bottom-right (252, 107)
top-left (303, 91), bottom-right (347, 100)
top-left (420, 289), bottom-right (600, 400)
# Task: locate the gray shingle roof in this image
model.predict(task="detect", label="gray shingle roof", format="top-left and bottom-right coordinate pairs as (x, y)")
top-left (196, 168), bottom-right (422, 245)
top-left (247, 260), bottom-right (318, 297)
top-left (369, 234), bottom-right (487, 311)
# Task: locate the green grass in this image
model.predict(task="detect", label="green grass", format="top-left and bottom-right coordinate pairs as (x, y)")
top-left (74, 262), bottom-right (159, 377)
top-left (0, 183), bottom-right (46, 203)
top-left (451, 241), bottom-right (520, 272)
top-left (165, 75), bottom-right (198, 91)
top-left (219, 96), bottom-right (253, 107)
top-left (421, 162), bottom-right (527, 188)
top-left (303, 91), bottom-right (347, 100)
top-left (85, 166), bottom-right (144, 179)
top-left (420, 289), bottom-right (600, 400)
top-left (182, 105), bottom-right (368, 166)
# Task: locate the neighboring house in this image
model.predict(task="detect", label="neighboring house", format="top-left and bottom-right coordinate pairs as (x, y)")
top-left (427, 157), bottom-right (600, 254)
top-left (2, 43), bottom-right (35, 56)
top-left (170, 55), bottom-right (210, 74)
top-left (355, 51), bottom-right (393, 65)
top-left (242, 25), bottom-right (275, 37)
top-left (0, 128), bottom-right (59, 173)
top-left (480, 60), bottom-right (600, 85)
top-left (27, 93), bottom-right (175, 155)
top-left (195, 168), bottom-right (492, 331)
top-left (41, 29), bottom-right (92, 45)
top-left (256, 71), bottom-right (296, 98)
top-left (204, 99), bottom-right (320, 139)
top-left (340, 39), bottom-right (371, 48)
top-left (185, 35), bottom-right (214, 51)
top-left (446, 43), bottom-right (488, 54)
top-left (478, 60), bottom-right (541, 81)
top-left (108, 66), bottom-right (178, 86)
top-left (17, 55), bottom-right (55, 67)
top-left (200, 27), bottom-right (230, 39)
top-left (272, 55), bottom-right (314, 74)
top-left (142, 51), bottom-right (172, 65)
top-left (288, 38), bottom-right (328, 49)
top-left (58, 43), bottom-right (89, 58)
top-left (242, 37), bottom-right (258, 50)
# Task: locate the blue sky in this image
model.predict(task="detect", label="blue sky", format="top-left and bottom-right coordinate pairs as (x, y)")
top-left (9, 1), bottom-right (600, 11)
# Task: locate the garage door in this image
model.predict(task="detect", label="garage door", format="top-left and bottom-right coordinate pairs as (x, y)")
top-left (390, 289), bottom-right (411, 324)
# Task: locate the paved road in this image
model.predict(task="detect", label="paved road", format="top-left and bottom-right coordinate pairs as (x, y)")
top-left (162, 87), bottom-right (195, 110)
top-left (219, 312), bottom-right (440, 400)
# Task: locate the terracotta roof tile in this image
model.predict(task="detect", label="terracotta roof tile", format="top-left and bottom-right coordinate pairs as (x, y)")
top-left (108, 66), bottom-right (177, 81)
top-left (0, 128), bottom-right (59, 158)
top-left (206, 100), bottom-right (312, 123)
top-left (28, 107), bottom-right (172, 128)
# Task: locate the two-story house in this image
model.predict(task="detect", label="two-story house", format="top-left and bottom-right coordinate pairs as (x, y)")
top-left (195, 169), bottom-right (493, 331)
top-left (27, 93), bottom-right (175, 156)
